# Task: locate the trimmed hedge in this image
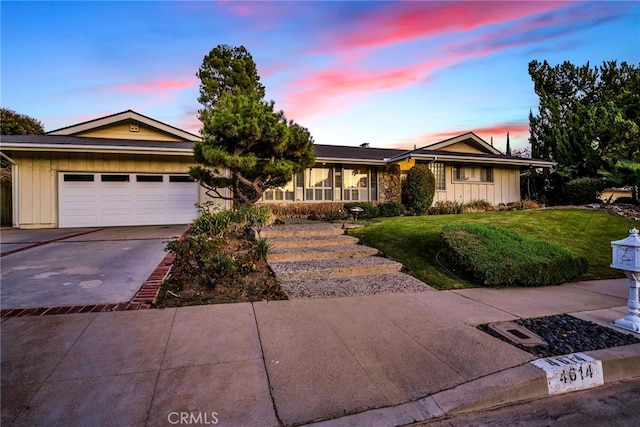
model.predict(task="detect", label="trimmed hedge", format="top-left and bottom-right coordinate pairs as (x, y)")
top-left (378, 201), bottom-right (405, 217)
top-left (440, 223), bottom-right (588, 287)
top-left (406, 164), bottom-right (435, 215)
top-left (565, 177), bottom-right (604, 205)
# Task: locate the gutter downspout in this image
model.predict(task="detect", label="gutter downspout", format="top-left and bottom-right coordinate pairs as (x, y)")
top-left (0, 151), bottom-right (18, 228)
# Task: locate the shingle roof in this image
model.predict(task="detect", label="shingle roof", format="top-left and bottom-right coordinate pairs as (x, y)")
top-left (314, 144), bottom-right (408, 161)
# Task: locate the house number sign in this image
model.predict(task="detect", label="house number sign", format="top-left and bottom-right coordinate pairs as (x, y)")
top-left (531, 352), bottom-right (603, 394)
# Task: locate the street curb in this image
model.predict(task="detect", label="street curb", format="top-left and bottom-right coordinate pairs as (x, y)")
top-left (305, 343), bottom-right (640, 427)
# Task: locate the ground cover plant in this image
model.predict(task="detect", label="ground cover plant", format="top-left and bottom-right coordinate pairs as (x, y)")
top-left (440, 223), bottom-right (588, 287)
top-left (348, 209), bottom-right (637, 290)
top-left (156, 205), bottom-right (287, 306)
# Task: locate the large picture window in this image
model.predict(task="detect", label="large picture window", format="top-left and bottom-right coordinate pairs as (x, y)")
top-left (343, 167), bottom-right (369, 201)
top-left (305, 168), bottom-right (333, 201)
top-left (453, 165), bottom-right (493, 183)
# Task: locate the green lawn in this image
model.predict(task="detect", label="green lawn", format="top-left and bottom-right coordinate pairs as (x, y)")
top-left (349, 209), bottom-right (636, 289)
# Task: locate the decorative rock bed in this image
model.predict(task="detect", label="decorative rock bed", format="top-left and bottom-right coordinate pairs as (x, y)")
top-left (482, 314), bottom-right (640, 358)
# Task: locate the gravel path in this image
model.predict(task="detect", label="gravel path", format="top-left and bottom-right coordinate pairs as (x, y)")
top-left (281, 273), bottom-right (435, 299)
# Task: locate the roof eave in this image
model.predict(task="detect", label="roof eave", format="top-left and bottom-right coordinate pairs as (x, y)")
top-left (389, 153), bottom-right (555, 168)
top-left (314, 156), bottom-right (387, 165)
top-left (0, 143), bottom-right (194, 156)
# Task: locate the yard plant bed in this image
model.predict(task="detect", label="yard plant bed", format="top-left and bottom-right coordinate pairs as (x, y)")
top-left (155, 231), bottom-right (287, 307)
top-left (481, 314), bottom-right (640, 358)
top-left (349, 209), bottom-right (637, 289)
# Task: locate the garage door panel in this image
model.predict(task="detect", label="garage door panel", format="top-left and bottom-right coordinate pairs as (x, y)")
top-left (59, 173), bottom-right (198, 227)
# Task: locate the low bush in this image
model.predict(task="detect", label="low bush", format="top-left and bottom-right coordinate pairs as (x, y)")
top-left (565, 178), bottom-right (604, 205)
top-left (378, 201), bottom-right (405, 217)
top-left (165, 235), bottom-right (237, 288)
top-left (344, 202), bottom-right (379, 219)
top-left (440, 223), bottom-right (588, 287)
top-left (428, 200), bottom-right (466, 215)
top-left (464, 199), bottom-right (493, 212)
top-left (191, 206), bottom-right (233, 237)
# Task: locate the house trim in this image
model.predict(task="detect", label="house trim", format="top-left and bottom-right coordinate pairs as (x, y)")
top-left (47, 110), bottom-right (200, 141)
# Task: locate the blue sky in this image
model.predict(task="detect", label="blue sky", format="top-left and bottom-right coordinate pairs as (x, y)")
top-left (2, 1), bottom-right (639, 154)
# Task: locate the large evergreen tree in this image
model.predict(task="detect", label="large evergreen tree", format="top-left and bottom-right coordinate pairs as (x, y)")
top-left (528, 60), bottom-right (639, 179)
top-left (528, 60), bottom-right (639, 202)
top-left (189, 45), bottom-right (315, 206)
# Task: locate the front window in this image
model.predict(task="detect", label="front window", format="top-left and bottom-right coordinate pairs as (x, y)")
top-left (343, 167), bottom-right (369, 201)
top-left (306, 168), bottom-right (333, 201)
top-left (428, 162), bottom-right (446, 190)
top-left (453, 165), bottom-right (493, 183)
top-left (263, 179), bottom-right (295, 201)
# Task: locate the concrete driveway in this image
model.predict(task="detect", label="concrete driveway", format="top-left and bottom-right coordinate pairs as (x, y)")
top-left (0, 225), bottom-right (188, 309)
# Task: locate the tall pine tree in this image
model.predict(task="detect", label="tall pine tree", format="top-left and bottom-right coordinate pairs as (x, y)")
top-left (189, 45), bottom-right (316, 206)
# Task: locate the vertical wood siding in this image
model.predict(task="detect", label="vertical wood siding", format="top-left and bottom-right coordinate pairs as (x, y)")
top-left (12, 151), bottom-right (196, 228)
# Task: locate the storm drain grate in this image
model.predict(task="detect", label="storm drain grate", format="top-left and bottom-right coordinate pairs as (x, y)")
top-left (487, 322), bottom-right (547, 347)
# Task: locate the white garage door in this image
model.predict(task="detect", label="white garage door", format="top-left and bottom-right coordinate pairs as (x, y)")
top-left (58, 173), bottom-right (198, 227)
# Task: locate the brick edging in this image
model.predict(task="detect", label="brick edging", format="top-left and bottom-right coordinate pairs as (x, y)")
top-left (1, 228), bottom-right (191, 318)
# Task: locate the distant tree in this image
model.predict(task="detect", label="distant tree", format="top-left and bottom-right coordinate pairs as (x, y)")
top-left (528, 60), bottom-right (639, 202)
top-left (189, 45), bottom-right (315, 206)
top-left (0, 108), bottom-right (45, 134)
top-left (505, 132), bottom-right (511, 156)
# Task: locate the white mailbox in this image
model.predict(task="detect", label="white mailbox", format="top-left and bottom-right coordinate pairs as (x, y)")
top-left (610, 228), bottom-right (640, 333)
top-left (611, 228), bottom-right (640, 272)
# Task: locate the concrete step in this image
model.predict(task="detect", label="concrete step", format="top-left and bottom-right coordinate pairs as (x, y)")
top-left (268, 235), bottom-right (359, 249)
top-left (268, 244), bottom-right (378, 262)
top-left (260, 224), bottom-right (345, 238)
top-left (281, 273), bottom-right (435, 299)
top-left (270, 256), bottom-right (403, 281)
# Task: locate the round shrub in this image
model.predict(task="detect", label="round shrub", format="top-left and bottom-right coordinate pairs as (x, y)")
top-left (378, 201), bottom-right (404, 217)
top-left (406, 164), bottom-right (435, 215)
top-left (565, 178), bottom-right (604, 205)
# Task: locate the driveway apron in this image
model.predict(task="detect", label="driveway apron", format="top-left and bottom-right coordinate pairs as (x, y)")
top-left (0, 225), bottom-right (188, 309)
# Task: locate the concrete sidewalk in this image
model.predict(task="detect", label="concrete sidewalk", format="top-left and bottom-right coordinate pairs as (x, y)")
top-left (2, 279), bottom-right (639, 426)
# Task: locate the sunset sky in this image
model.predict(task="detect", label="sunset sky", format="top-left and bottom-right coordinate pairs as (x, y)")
top-left (2, 1), bottom-right (639, 153)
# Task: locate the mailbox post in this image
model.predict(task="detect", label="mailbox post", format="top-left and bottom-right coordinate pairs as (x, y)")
top-left (610, 228), bottom-right (640, 333)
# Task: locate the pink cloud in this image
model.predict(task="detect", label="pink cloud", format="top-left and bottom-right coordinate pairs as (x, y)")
top-left (395, 122), bottom-right (531, 151)
top-left (283, 52), bottom-right (472, 120)
top-left (314, 1), bottom-right (570, 53)
top-left (111, 79), bottom-right (195, 94)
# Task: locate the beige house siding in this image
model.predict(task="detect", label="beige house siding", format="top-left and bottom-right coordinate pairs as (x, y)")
top-left (441, 142), bottom-right (485, 154)
top-left (433, 165), bottom-right (520, 205)
top-left (75, 122), bottom-right (186, 141)
top-left (11, 151), bottom-right (200, 228)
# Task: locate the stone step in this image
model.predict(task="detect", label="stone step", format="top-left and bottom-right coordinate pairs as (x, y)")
top-left (260, 224), bottom-right (345, 238)
top-left (281, 273), bottom-right (435, 299)
top-left (268, 244), bottom-right (378, 262)
top-left (268, 235), bottom-right (359, 249)
top-left (270, 256), bottom-right (403, 281)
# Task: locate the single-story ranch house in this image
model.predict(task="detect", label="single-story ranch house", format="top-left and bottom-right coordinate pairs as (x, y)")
top-left (0, 110), bottom-right (554, 229)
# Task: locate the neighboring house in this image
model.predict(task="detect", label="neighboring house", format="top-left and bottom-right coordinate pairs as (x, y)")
top-left (0, 111), bottom-right (554, 229)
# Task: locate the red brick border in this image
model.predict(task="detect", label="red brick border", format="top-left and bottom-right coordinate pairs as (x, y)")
top-left (1, 228), bottom-right (191, 318)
